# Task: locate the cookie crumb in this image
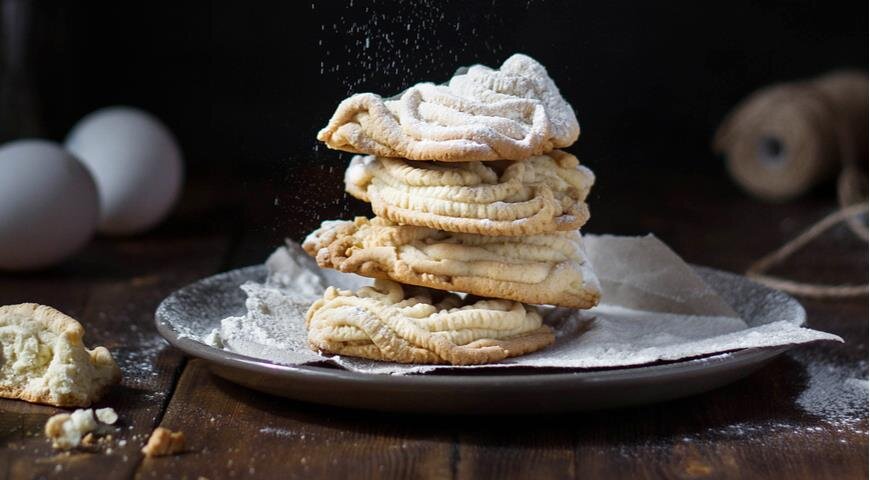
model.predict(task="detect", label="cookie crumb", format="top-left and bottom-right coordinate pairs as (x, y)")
top-left (81, 432), bottom-right (96, 447)
top-left (45, 409), bottom-right (97, 449)
top-left (142, 427), bottom-right (185, 457)
top-left (95, 407), bottom-right (118, 425)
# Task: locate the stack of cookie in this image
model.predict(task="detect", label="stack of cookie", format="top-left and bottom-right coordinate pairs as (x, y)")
top-left (303, 54), bottom-right (600, 365)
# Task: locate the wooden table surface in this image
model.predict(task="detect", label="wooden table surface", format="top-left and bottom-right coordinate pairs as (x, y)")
top-left (0, 166), bottom-right (867, 480)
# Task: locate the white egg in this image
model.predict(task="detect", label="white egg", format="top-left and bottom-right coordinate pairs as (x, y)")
top-left (65, 106), bottom-right (184, 235)
top-left (0, 139), bottom-right (99, 271)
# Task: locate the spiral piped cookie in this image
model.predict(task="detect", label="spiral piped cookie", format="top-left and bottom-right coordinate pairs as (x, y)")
top-left (305, 279), bottom-right (554, 365)
top-left (303, 217), bottom-right (601, 308)
top-left (305, 53), bottom-right (596, 365)
top-left (317, 54), bottom-right (580, 162)
top-left (345, 150), bottom-right (594, 236)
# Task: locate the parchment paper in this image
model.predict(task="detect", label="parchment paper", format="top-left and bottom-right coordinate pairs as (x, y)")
top-left (207, 235), bottom-right (841, 375)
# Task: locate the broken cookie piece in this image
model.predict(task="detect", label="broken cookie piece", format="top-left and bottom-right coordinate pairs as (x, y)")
top-left (45, 408), bottom-right (98, 449)
top-left (142, 427), bottom-right (185, 457)
top-left (0, 303), bottom-right (121, 407)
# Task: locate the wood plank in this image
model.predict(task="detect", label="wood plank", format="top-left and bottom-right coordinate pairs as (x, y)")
top-left (570, 351), bottom-right (868, 479)
top-left (455, 420), bottom-right (575, 479)
top-left (135, 359), bottom-right (454, 479)
top-left (450, 173), bottom-right (868, 480)
top-left (136, 172), bottom-right (456, 478)
top-left (572, 172), bottom-right (869, 480)
top-left (140, 170), bottom-right (867, 479)
top-left (0, 183), bottom-right (237, 479)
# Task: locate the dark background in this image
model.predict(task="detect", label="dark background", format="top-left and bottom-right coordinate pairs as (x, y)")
top-left (1, 0), bottom-right (867, 240)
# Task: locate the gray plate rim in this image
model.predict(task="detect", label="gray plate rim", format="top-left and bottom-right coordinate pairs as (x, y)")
top-left (155, 264), bottom-right (801, 387)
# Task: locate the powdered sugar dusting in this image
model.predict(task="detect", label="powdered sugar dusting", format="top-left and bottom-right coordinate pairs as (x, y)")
top-left (796, 353), bottom-right (868, 429)
top-left (318, 54), bottom-right (580, 161)
top-left (114, 333), bottom-right (172, 402)
top-left (671, 351), bottom-right (868, 446)
top-left (258, 427), bottom-right (302, 439)
top-left (204, 244), bottom-right (370, 363)
top-left (316, 0), bottom-right (509, 95)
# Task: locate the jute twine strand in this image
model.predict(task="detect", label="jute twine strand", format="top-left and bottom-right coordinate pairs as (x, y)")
top-left (746, 201), bottom-right (868, 299)
top-left (837, 162), bottom-right (869, 242)
top-left (718, 71), bottom-right (868, 298)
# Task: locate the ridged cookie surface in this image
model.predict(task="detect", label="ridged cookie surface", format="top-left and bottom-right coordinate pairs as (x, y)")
top-left (303, 217), bottom-right (601, 309)
top-left (345, 150), bottom-right (594, 236)
top-left (305, 279), bottom-right (554, 365)
top-left (317, 54), bottom-right (580, 162)
top-left (0, 303), bottom-right (121, 407)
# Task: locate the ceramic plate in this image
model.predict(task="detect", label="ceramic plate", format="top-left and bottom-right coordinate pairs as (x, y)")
top-left (155, 265), bottom-right (802, 414)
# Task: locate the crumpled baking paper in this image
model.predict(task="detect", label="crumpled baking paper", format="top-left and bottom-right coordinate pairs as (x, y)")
top-left (208, 235), bottom-right (842, 375)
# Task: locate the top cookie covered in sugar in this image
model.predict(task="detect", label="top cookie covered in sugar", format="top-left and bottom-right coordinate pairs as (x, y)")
top-left (317, 54), bottom-right (580, 162)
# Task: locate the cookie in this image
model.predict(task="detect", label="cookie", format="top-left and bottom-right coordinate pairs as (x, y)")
top-left (142, 427), bottom-right (186, 457)
top-left (345, 150), bottom-right (594, 236)
top-left (305, 279), bottom-right (555, 365)
top-left (303, 217), bottom-right (601, 309)
top-left (317, 54), bottom-right (580, 161)
top-left (0, 303), bottom-right (120, 407)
